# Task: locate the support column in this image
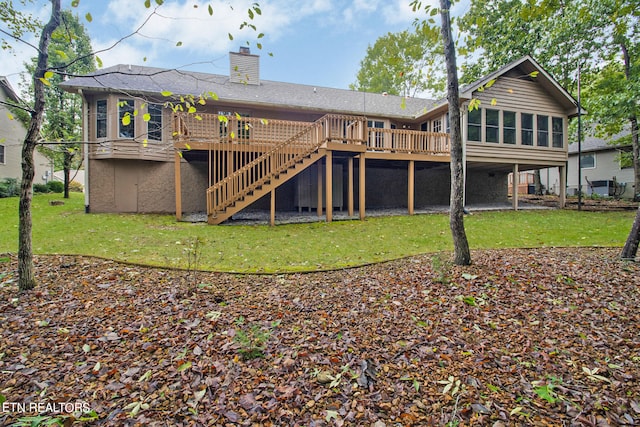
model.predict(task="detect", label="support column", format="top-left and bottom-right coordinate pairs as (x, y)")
top-left (512, 163), bottom-right (519, 211)
top-left (559, 164), bottom-right (566, 208)
top-left (347, 157), bottom-right (354, 217)
top-left (408, 160), bottom-right (415, 215)
top-left (317, 161), bottom-right (323, 217)
top-left (174, 151), bottom-right (182, 221)
top-left (359, 155), bottom-right (366, 220)
top-left (326, 151), bottom-right (333, 223)
top-left (270, 189), bottom-right (276, 226)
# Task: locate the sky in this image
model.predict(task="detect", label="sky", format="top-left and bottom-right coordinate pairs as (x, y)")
top-left (1, 0), bottom-right (470, 95)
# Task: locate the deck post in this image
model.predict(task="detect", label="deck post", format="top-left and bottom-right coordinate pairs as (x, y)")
top-left (317, 161), bottom-right (323, 217)
top-left (326, 150), bottom-right (333, 222)
top-left (512, 163), bottom-right (519, 210)
top-left (174, 151), bottom-right (182, 221)
top-left (559, 163), bottom-right (566, 208)
top-left (408, 160), bottom-right (415, 215)
top-left (359, 155), bottom-right (366, 220)
top-left (347, 157), bottom-right (354, 216)
top-left (270, 188), bottom-right (276, 226)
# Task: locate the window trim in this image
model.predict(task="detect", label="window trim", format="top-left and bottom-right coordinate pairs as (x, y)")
top-left (580, 152), bottom-right (596, 169)
top-left (147, 103), bottom-right (163, 142)
top-left (503, 110), bottom-right (516, 144)
top-left (521, 113), bottom-right (534, 146)
top-left (485, 108), bottom-right (500, 143)
top-left (118, 98), bottom-right (135, 139)
top-left (537, 115), bottom-right (549, 147)
top-left (552, 116), bottom-right (564, 148)
top-left (96, 99), bottom-right (107, 139)
top-left (467, 108), bottom-right (482, 142)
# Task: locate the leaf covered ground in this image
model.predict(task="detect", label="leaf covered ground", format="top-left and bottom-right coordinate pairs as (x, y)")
top-left (1, 247), bottom-right (639, 426)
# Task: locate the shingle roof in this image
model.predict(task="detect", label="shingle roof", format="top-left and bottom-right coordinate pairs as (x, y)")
top-left (568, 129), bottom-right (632, 154)
top-left (0, 76), bottom-right (22, 103)
top-left (60, 64), bottom-right (437, 120)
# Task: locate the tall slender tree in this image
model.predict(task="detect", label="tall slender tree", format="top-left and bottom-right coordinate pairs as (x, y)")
top-left (18, 0), bottom-right (60, 291)
top-left (411, 0), bottom-right (471, 265)
top-left (1, 0), bottom-right (265, 291)
top-left (25, 10), bottom-right (96, 198)
top-left (439, 0), bottom-right (470, 265)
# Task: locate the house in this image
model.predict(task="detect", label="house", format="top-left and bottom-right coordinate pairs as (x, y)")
top-left (60, 52), bottom-right (578, 224)
top-left (0, 76), bottom-right (53, 186)
top-left (539, 131), bottom-right (635, 198)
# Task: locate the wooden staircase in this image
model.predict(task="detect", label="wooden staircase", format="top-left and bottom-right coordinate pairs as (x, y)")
top-left (206, 117), bottom-right (334, 224)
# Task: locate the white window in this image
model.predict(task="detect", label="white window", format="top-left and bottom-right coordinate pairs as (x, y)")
top-left (432, 118), bottom-right (442, 133)
top-left (580, 153), bottom-right (595, 169)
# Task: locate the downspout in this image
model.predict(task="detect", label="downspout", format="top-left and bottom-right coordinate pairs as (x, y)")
top-left (79, 88), bottom-right (89, 213)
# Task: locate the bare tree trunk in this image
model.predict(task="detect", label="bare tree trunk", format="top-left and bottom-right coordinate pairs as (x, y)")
top-left (440, 0), bottom-right (471, 266)
top-left (63, 146), bottom-right (72, 198)
top-left (620, 42), bottom-right (639, 202)
top-left (534, 170), bottom-right (543, 195)
top-left (630, 117), bottom-right (639, 202)
top-left (18, 0), bottom-right (61, 291)
top-left (621, 205), bottom-right (640, 260)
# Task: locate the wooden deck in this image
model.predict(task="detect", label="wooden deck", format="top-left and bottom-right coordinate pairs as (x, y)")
top-left (172, 113), bottom-right (451, 224)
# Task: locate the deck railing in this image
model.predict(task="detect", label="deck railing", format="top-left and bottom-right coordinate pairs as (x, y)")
top-left (174, 112), bottom-right (450, 155)
top-left (366, 128), bottom-right (450, 154)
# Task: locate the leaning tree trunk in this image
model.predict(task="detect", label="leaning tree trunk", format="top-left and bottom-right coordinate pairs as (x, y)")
top-left (440, 0), bottom-right (471, 266)
top-left (621, 205), bottom-right (640, 260)
top-left (18, 0), bottom-right (61, 291)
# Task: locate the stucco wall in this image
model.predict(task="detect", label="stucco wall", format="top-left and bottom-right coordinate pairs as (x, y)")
top-left (89, 159), bottom-right (176, 213)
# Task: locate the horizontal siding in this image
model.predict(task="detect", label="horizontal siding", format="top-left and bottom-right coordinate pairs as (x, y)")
top-left (475, 77), bottom-right (566, 116)
top-left (466, 142), bottom-right (567, 165)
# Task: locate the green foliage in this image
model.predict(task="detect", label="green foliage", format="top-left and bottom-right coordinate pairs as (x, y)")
top-left (533, 376), bottom-right (563, 404)
top-left (233, 316), bottom-right (273, 360)
top-left (46, 180), bottom-right (63, 193)
top-left (33, 183), bottom-right (49, 193)
top-left (351, 26), bottom-right (444, 98)
top-left (431, 253), bottom-right (452, 284)
top-left (0, 178), bottom-right (19, 198)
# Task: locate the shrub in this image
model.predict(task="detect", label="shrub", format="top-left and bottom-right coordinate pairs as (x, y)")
top-left (69, 181), bottom-right (84, 192)
top-left (0, 178), bottom-right (19, 198)
top-left (33, 183), bottom-right (49, 193)
top-left (46, 180), bottom-right (64, 193)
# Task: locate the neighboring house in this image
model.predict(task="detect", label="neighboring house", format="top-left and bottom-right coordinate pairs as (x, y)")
top-left (539, 131), bottom-right (635, 199)
top-left (60, 52), bottom-right (578, 224)
top-left (0, 76), bottom-right (53, 186)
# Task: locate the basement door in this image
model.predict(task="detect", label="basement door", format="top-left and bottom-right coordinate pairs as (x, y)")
top-left (114, 162), bottom-right (138, 212)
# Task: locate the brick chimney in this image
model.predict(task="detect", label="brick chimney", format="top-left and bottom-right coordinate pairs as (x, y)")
top-left (229, 47), bottom-right (260, 85)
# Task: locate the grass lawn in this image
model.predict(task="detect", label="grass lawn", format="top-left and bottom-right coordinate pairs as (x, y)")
top-left (0, 192), bottom-right (635, 272)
